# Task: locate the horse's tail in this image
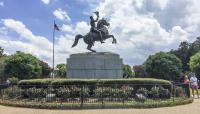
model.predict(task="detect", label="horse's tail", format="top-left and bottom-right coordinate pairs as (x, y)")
top-left (72, 34), bottom-right (84, 47)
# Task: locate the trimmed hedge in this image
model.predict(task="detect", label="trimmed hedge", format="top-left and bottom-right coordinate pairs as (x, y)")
top-left (18, 78), bottom-right (172, 91)
top-left (19, 78), bottom-right (171, 86)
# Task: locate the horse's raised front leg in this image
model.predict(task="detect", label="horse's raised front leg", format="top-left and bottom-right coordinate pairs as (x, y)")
top-left (106, 35), bottom-right (117, 44)
top-left (87, 44), bottom-right (96, 52)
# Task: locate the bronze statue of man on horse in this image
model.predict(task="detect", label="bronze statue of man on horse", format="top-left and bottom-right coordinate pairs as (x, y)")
top-left (72, 11), bottom-right (117, 52)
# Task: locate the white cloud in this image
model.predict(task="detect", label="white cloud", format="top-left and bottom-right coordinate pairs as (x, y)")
top-left (53, 8), bottom-right (71, 21)
top-left (90, 0), bottom-right (191, 64)
top-left (0, 19), bottom-right (89, 67)
top-left (0, 1), bottom-right (4, 7)
top-left (61, 24), bottom-right (73, 32)
top-left (41, 0), bottom-right (50, 5)
top-left (1, 0), bottom-right (200, 66)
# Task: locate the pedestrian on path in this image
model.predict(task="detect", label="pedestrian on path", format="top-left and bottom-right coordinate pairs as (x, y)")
top-left (190, 74), bottom-right (199, 98)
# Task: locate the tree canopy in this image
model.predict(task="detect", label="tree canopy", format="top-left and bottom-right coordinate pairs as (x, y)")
top-left (56, 63), bottom-right (66, 78)
top-left (133, 65), bottom-right (147, 78)
top-left (4, 51), bottom-right (42, 79)
top-left (189, 52), bottom-right (200, 78)
top-left (123, 64), bottom-right (135, 78)
top-left (39, 60), bottom-right (52, 78)
top-left (144, 52), bottom-right (182, 81)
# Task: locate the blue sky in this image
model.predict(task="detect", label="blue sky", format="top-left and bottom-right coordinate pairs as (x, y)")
top-left (0, 0), bottom-right (200, 67)
top-left (0, 0), bottom-right (91, 41)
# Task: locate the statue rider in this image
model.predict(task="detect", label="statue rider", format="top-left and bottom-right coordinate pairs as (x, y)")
top-left (90, 11), bottom-right (104, 44)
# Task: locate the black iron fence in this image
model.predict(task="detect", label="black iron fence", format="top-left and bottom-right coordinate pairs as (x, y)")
top-left (0, 83), bottom-right (190, 108)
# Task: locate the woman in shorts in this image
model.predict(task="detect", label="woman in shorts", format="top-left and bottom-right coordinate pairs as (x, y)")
top-left (190, 74), bottom-right (199, 98)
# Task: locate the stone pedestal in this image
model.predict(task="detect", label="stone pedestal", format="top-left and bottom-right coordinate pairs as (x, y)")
top-left (67, 52), bottom-right (123, 79)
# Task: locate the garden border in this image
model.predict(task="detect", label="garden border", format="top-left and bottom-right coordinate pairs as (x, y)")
top-left (0, 97), bottom-right (193, 109)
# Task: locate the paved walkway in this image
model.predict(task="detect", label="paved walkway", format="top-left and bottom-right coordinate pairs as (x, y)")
top-left (0, 99), bottom-right (199, 114)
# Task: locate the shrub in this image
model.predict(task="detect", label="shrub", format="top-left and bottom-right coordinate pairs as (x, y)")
top-left (4, 86), bottom-right (21, 98)
top-left (158, 86), bottom-right (171, 99)
top-left (94, 87), bottom-right (112, 98)
top-left (189, 52), bottom-right (200, 79)
top-left (136, 87), bottom-right (148, 97)
top-left (19, 79), bottom-right (52, 88)
top-left (175, 86), bottom-right (185, 97)
top-left (150, 86), bottom-right (160, 98)
top-left (19, 78), bottom-right (172, 87)
top-left (149, 86), bottom-right (171, 99)
top-left (135, 94), bottom-right (146, 103)
top-left (56, 87), bottom-right (70, 98)
top-left (119, 86), bottom-right (134, 98)
top-left (7, 77), bottom-right (19, 85)
top-left (22, 87), bottom-right (47, 98)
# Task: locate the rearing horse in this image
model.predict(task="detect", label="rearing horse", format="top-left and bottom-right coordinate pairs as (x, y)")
top-left (72, 18), bottom-right (117, 52)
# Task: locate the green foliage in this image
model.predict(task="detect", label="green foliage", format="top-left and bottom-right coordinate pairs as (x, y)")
top-left (0, 46), bottom-right (5, 57)
top-left (149, 86), bottom-right (170, 99)
top-left (94, 86), bottom-right (134, 98)
top-left (19, 78), bottom-right (172, 87)
top-left (94, 87), bottom-right (112, 97)
top-left (23, 87), bottom-right (47, 98)
top-left (136, 87), bottom-right (148, 97)
top-left (170, 37), bottom-right (200, 72)
top-left (56, 87), bottom-right (70, 98)
top-left (189, 37), bottom-right (200, 57)
top-left (150, 86), bottom-right (160, 98)
top-left (123, 64), bottom-right (135, 78)
top-left (144, 52), bottom-right (182, 81)
top-left (158, 86), bottom-right (170, 99)
top-left (4, 86), bottom-right (21, 98)
top-left (119, 86), bottom-right (134, 98)
top-left (7, 77), bottom-right (19, 85)
top-left (189, 52), bottom-right (200, 78)
top-left (133, 65), bottom-right (147, 78)
top-left (170, 41), bottom-right (190, 72)
top-left (0, 56), bottom-right (6, 82)
top-left (4, 51), bottom-right (42, 80)
top-left (39, 60), bottom-right (51, 78)
top-left (174, 86), bottom-right (185, 97)
top-left (56, 63), bottom-right (66, 78)
top-left (0, 97), bottom-right (193, 109)
top-left (18, 79), bottom-right (52, 88)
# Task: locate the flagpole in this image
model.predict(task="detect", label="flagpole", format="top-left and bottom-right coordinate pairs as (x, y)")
top-left (52, 20), bottom-right (55, 78)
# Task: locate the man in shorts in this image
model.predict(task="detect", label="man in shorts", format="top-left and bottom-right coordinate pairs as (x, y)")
top-left (190, 74), bottom-right (199, 98)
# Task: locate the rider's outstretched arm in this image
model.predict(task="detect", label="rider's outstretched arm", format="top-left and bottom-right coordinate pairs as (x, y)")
top-left (94, 12), bottom-right (99, 22)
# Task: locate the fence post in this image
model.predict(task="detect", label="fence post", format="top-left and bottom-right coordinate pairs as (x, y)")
top-left (173, 84), bottom-right (175, 102)
top-left (101, 86), bottom-right (104, 108)
top-left (184, 84), bottom-right (190, 98)
top-left (80, 85), bottom-right (84, 108)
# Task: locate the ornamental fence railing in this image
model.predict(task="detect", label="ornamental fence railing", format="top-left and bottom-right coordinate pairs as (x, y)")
top-left (0, 83), bottom-right (190, 108)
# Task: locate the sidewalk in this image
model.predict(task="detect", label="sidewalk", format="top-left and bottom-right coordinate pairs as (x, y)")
top-left (0, 99), bottom-right (199, 114)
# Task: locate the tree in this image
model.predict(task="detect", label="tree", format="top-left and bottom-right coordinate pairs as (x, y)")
top-left (189, 37), bottom-right (200, 56)
top-left (0, 56), bottom-right (6, 82)
top-left (133, 65), bottom-right (147, 78)
top-left (144, 52), bottom-right (182, 81)
top-left (123, 64), bottom-right (135, 78)
top-left (189, 52), bottom-right (200, 79)
top-left (56, 63), bottom-right (66, 78)
top-left (4, 51), bottom-right (42, 80)
top-left (170, 41), bottom-right (190, 72)
top-left (0, 47), bottom-right (4, 57)
top-left (39, 60), bottom-right (52, 78)
top-left (0, 47), bottom-right (6, 82)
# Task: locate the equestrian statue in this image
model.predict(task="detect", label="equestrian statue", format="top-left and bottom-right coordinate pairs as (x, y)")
top-left (71, 11), bottom-right (117, 52)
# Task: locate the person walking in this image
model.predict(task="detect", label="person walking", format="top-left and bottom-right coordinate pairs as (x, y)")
top-left (190, 74), bottom-right (199, 98)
